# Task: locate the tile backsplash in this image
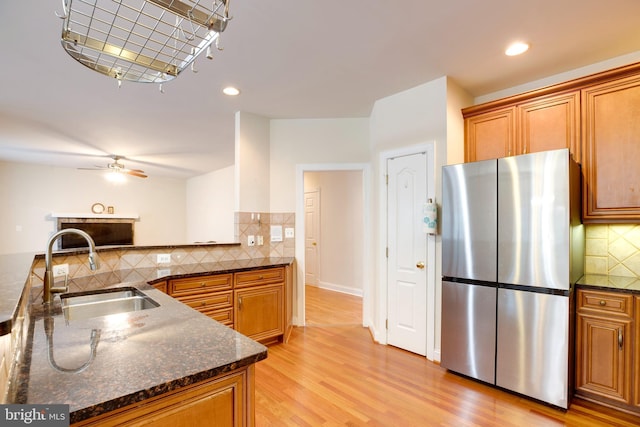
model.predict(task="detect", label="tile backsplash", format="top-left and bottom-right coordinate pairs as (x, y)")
top-left (31, 211), bottom-right (295, 288)
top-left (585, 224), bottom-right (640, 278)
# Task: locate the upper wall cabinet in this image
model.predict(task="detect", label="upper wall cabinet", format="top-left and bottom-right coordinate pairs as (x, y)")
top-left (465, 107), bottom-right (516, 161)
top-left (463, 62), bottom-right (640, 223)
top-left (463, 91), bottom-right (579, 163)
top-left (582, 74), bottom-right (640, 222)
top-left (518, 92), bottom-right (580, 161)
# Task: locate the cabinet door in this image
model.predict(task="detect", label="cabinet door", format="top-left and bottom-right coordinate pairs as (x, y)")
top-left (576, 313), bottom-right (632, 404)
top-left (517, 91), bottom-right (580, 161)
top-left (635, 296), bottom-right (640, 409)
top-left (465, 107), bottom-right (516, 162)
top-left (235, 284), bottom-right (284, 343)
top-left (72, 367), bottom-right (250, 427)
top-left (582, 75), bottom-right (640, 222)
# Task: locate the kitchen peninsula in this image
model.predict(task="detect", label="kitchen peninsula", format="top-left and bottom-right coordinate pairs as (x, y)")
top-left (0, 244), bottom-right (294, 426)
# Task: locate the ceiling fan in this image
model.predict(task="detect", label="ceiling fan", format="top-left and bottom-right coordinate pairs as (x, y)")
top-left (80, 155), bottom-right (148, 179)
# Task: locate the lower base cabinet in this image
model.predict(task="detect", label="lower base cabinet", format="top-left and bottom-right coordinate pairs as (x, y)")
top-left (71, 365), bottom-right (254, 427)
top-left (575, 289), bottom-right (637, 415)
top-left (235, 284), bottom-right (284, 344)
top-left (165, 265), bottom-right (292, 345)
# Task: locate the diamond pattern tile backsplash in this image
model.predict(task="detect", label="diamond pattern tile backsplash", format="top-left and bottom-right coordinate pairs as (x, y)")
top-left (585, 224), bottom-right (640, 277)
top-left (30, 211), bottom-right (295, 294)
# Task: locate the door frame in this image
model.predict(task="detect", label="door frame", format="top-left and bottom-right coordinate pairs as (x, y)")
top-left (379, 142), bottom-right (437, 360)
top-left (295, 163), bottom-right (371, 327)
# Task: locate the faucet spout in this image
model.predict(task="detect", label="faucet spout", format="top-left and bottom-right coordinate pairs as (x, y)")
top-left (43, 228), bottom-right (100, 305)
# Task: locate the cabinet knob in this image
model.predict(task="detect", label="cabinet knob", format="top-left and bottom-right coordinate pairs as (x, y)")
top-left (599, 300), bottom-right (606, 306)
top-left (201, 302), bottom-right (207, 307)
top-left (201, 283), bottom-right (206, 287)
top-left (259, 275), bottom-right (264, 280)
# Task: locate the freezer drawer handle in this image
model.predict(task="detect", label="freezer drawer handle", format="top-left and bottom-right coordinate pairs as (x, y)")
top-left (619, 329), bottom-right (623, 349)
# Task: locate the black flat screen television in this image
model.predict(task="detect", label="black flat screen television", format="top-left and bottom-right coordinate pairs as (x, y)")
top-left (59, 222), bottom-right (134, 249)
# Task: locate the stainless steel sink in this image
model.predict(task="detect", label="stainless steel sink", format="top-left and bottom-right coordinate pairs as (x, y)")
top-left (61, 287), bottom-right (159, 321)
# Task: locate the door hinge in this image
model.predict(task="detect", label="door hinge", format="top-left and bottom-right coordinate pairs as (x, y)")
top-left (385, 174), bottom-right (389, 185)
top-left (385, 247), bottom-right (389, 258)
top-left (385, 319), bottom-right (388, 330)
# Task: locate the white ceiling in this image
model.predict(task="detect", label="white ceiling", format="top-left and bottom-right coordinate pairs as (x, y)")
top-left (2, 0), bottom-right (640, 179)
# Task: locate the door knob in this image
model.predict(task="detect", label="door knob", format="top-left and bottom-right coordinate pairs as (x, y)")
top-left (416, 261), bottom-right (425, 269)
top-left (312, 242), bottom-right (317, 246)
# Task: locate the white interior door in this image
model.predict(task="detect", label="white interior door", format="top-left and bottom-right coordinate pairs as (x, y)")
top-left (387, 152), bottom-right (428, 356)
top-left (304, 190), bottom-right (320, 286)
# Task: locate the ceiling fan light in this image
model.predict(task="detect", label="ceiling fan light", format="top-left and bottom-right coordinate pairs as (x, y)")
top-left (105, 170), bottom-right (126, 183)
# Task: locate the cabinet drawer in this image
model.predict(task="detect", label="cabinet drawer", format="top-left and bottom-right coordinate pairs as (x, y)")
top-left (210, 308), bottom-right (234, 326)
top-left (577, 289), bottom-right (633, 317)
top-left (170, 274), bottom-right (233, 296)
top-left (177, 291), bottom-right (233, 312)
top-left (234, 267), bottom-right (285, 288)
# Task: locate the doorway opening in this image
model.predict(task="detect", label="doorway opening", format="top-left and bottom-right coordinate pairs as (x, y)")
top-left (295, 164), bottom-right (370, 328)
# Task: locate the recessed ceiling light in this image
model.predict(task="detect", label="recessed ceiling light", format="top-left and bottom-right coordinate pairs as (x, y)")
top-left (505, 42), bottom-right (529, 56)
top-left (223, 86), bottom-right (240, 96)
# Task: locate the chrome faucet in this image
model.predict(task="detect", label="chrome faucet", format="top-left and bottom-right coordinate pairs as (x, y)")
top-left (43, 228), bottom-right (100, 305)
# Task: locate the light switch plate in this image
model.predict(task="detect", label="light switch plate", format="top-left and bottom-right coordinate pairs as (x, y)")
top-left (157, 254), bottom-right (171, 264)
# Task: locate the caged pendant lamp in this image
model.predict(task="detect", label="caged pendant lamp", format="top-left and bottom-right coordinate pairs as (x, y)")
top-left (58, 0), bottom-right (231, 84)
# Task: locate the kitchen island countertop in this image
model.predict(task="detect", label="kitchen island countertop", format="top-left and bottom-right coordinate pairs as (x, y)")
top-left (2, 252), bottom-right (293, 423)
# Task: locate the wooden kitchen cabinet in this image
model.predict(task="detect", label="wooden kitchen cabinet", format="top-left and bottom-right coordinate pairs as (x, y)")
top-left (464, 62), bottom-right (640, 222)
top-left (167, 266), bottom-right (291, 344)
top-left (575, 289), bottom-right (634, 411)
top-left (464, 106), bottom-right (516, 161)
top-left (517, 91), bottom-right (580, 162)
top-left (169, 273), bottom-right (234, 327)
top-left (235, 284), bottom-right (283, 344)
top-left (72, 365), bottom-right (253, 426)
top-left (234, 268), bottom-right (286, 344)
top-left (581, 74), bottom-right (640, 222)
top-left (635, 296), bottom-right (640, 410)
top-left (463, 92), bottom-right (579, 162)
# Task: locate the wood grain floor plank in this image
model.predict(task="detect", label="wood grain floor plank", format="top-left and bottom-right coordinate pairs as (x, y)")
top-left (255, 288), bottom-right (640, 426)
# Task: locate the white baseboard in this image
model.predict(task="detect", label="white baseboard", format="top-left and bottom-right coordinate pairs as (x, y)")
top-left (314, 281), bottom-right (363, 297)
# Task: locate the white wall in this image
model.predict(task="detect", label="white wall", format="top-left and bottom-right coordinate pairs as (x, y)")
top-left (304, 171), bottom-right (363, 296)
top-left (0, 161), bottom-right (187, 254)
top-left (235, 112), bottom-right (270, 213)
top-left (269, 118), bottom-right (370, 212)
top-left (368, 76), bottom-right (471, 359)
top-left (186, 165), bottom-right (235, 243)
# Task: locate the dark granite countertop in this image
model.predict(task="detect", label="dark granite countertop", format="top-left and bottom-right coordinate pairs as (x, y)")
top-left (2, 252), bottom-right (294, 423)
top-left (577, 274), bottom-right (640, 294)
top-left (10, 284), bottom-right (267, 423)
top-left (0, 252), bottom-right (37, 335)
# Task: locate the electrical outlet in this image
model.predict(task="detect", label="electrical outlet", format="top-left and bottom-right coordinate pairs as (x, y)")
top-left (257, 235), bottom-right (264, 246)
top-left (285, 227), bottom-right (295, 238)
top-left (247, 235), bottom-right (255, 246)
top-left (52, 263), bottom-right (69, 277)
top-left (157, 253), bottom-right (171, 264)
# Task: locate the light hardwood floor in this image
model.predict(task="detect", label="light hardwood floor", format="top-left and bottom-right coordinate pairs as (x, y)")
top-left (304, 285), bottom-right (363, 326)
top-left (254, 288), bottom-right (639, 426)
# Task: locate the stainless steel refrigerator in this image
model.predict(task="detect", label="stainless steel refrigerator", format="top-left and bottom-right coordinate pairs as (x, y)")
top-left (440, 148), bottom-right (584, 409)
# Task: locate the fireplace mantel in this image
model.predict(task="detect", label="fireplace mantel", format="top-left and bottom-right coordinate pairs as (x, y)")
top-left (50, 212), bottom-right (140, 220)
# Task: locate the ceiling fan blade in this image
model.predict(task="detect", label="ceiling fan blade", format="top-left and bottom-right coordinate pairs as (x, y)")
top-left (125, 170), bottom-right (148, 178)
